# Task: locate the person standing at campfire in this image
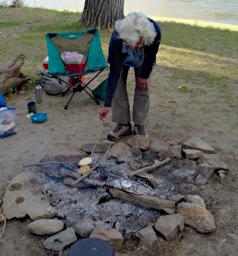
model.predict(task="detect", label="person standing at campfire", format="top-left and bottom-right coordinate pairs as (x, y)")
top-left (99, 12), bottom-right (161, 141)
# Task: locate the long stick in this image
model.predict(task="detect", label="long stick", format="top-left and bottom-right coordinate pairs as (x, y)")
top-left (90, 120), bottom-right (105, 157)
top-left (23, 162), bottom-right (76, 168)
top-left (128, 158), bottom-right (171, 178)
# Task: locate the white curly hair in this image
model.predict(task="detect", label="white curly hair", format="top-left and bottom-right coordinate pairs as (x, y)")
top-left (115, 12), bottom-right (157, 47)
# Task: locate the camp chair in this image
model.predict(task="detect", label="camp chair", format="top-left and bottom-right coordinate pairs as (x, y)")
top-left (42, 29), bottom-right (107, 109)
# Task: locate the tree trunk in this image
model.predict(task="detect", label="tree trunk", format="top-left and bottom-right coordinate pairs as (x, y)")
top-left (81, 0), bottom-right (124, 29)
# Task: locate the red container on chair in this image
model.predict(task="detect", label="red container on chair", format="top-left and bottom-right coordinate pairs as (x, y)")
top-left (43, 54), bottom-right (86, 83)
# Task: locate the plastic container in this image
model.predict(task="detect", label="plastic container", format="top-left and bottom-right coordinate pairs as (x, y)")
top-left (43, 54), bottom-right (86, 82)
top-left (31, 112), bottom-right (48, 124)
top-left (0, 93), bottom-right (6, 107)
top-left (0, 108), bottom-right (16, 138)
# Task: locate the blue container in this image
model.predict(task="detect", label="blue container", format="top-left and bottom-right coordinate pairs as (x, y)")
top-left (31, 112), bottom-right (48, 124)
top-left (0, 93), bottom-right (6, 108)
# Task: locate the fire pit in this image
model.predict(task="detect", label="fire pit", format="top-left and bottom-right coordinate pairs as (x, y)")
top-left (2, 136), bottom-right (228, 253)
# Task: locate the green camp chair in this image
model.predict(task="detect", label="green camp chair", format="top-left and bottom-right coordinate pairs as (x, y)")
top-left (43, 29), bottom-right (107, 109)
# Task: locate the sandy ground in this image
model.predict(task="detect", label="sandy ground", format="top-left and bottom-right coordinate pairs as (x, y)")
top-left (0, 67), bottom-right (238, 256)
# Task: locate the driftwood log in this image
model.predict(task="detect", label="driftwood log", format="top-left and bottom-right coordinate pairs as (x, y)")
top-left (0, 54), bottom-right (29, 95)
top-left (109, 188), bottom-right (175, 214)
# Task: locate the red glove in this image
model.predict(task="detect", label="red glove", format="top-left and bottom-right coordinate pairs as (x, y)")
top-left (99, 106), bottom-right (110, 121)
top-left (136, 77), bottom-right (149, 90)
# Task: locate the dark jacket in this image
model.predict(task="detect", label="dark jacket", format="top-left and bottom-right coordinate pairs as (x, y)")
top-left (104, 18), bottom-right (161, 107)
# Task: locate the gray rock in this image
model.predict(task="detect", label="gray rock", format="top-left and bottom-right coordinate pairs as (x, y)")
top-left (105, 142), bottom-right (134, 164)
top-left (137, 226), bottom-right (158, 246)
top-left (3, 171), bottom-right (57, 220)
top-left (197, 163), bottom-right (215, 179)
top-left (170, 168), bottom-right (197, 183)
top-left (182, 137), bottom-right (215, 154)
top-left (150, 140), bottom-right (171, 157)
top-left (155, 214), bottom-right (184, 241)
top-left (130, 147), bottom-right (142, 159)
top-left (74, 218), bottom-right (95, 237)
top-left (185, 195), bottom-right (206, 208)
top-left (43, 228), bottom-right (77, 251)
top-left (28, 219), bottom-right (64, 235)
top-left (150, 139), bottom-right (182, 159)
top-left (170, 144), bottom-right (183, 159)
top-left (81, 143), bottom-right (111, 154)
top-left (126, 135), bottom-right (150, 151)
top-left (199, 154), bottom-right (228, 171)
top-left (150, 139), bottom-right (167, 152)
top-left (177, 202), bottom-right (216, 233)
top-left (183, 149), bottom-right (202, 160)
top-left (90, 226), bottom-right (124, 251)
top-left (195, 174), bottom-right (208, 185)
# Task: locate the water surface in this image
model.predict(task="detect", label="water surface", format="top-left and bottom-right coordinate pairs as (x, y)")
top-left (6, 0), bottom-right (238, 25)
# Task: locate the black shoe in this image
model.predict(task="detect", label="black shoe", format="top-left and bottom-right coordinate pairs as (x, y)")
top-left (107, 124), bottom-right (133, 141)
top-left (134, 125), bottom-right (146, 136)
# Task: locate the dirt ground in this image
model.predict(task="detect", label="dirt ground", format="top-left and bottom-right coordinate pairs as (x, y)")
top-left (0, 64), bottom-right (238, 256)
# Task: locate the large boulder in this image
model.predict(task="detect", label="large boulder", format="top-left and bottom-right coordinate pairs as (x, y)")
top-left (155, 214), bottom-right (184, 241)
top-left (183, 149), bottom-right (202, 160)
top-left (90, 226), bottom-right (124, 251)
top-left (126, 135), bottom-right (150, 151)
top-left (81, 143), bottom-right (111, 154)
top-left (182, 137), bottom-right (215, 154)
top-left (43, 228), bottom-right (77, 251)
top-left (105, 142), bottom-right (134, 165)
top-left (177, 202), bottom-right (216, 233)
top-left (137, 226), bottom-right (158, 246)
top-left (184, 195), bottom-right (206, 208)
top-left (74, 218), bottom-right (95, 238)
top-left (28, 219), bottom-right (64, 236)
top-left (3, 171), bottom-right (56, 220)
top-left (150, 139), bottom-right (182, 159)
top-left (199, 154), bottom-right (228, 171)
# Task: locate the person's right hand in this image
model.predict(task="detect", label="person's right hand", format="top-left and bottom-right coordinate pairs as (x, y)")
top-left (99, 106), bottom-right (110, 121)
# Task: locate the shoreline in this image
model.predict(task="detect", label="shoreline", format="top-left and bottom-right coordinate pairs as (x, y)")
top-left (2, 3), bottom-right (237, 28)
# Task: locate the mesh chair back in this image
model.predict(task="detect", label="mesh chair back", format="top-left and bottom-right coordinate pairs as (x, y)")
top-left (46, 29), bottom-right (107, 75)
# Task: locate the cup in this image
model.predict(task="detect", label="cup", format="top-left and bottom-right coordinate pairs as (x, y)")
top-left (27, 101), bottom-right (37, 114)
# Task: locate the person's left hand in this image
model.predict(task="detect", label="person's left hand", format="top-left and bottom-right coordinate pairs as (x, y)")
top-left (136, 77), bottom-right (149, 90)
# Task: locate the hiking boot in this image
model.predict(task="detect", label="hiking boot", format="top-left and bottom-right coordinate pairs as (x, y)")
top-left (134, 125), bottom-right (146, 136)
top-left (108, 124), bottom-right (132, 141)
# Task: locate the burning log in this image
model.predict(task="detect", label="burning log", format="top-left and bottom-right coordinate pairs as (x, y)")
top-left (0, 54), bottom-right (29, 95)
top-left (109, 188), bottom-right (175, 214)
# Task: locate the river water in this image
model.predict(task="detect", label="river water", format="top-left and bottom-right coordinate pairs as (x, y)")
top-left (7, 0), bottom-right (238, 25)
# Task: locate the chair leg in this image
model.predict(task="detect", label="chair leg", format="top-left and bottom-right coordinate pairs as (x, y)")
top-left (64, 90), bottom-right (77, 110)
top-left (84, 88), bottom-right (100, 105)
top-left (62, 86), bottom-right (71, 97)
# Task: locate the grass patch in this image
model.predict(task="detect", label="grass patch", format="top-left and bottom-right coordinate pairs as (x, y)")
top-left (0, 7), bottom-right (237, 107)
